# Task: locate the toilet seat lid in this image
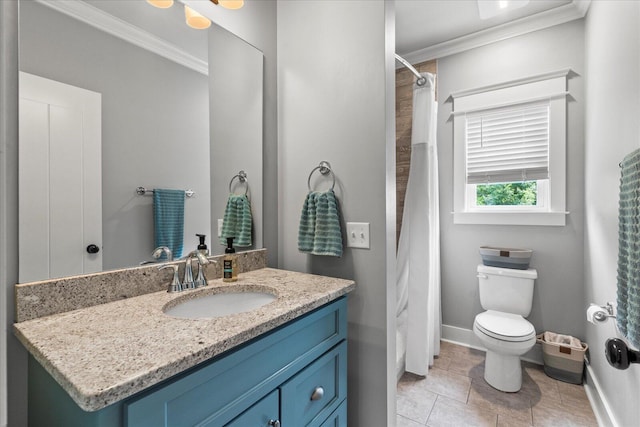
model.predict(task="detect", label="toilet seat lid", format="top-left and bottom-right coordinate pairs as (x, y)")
top-left (475, 310), bottom-right (535, 342)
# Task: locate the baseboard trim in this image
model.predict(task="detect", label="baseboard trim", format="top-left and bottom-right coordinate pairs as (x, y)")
top-left (441, 324), bottom-right (544, 365)
top-left (583, 363), bottom-right (618, 427)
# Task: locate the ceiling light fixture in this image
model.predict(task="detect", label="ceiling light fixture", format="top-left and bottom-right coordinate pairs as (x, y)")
top-left (185, 5), bottom-right (212, 29)
top-left (146, 0), bottom-right (174, 9)
top-left (477, 0), bottom-right (529, 20)
top-left (210, 0), bottom-right (245, 10)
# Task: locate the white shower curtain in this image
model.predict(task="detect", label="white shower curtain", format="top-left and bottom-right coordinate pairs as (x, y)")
top-left (396, 72), bottom-right (441, 376)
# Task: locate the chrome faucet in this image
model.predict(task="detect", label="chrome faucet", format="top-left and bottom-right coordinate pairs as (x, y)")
top-left (151, 246), bottom-right (173, 262)
top-left (182, 251), bottom-right (211, 289)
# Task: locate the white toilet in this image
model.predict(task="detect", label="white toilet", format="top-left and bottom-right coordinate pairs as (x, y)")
top-left (473, 264), bottom-right (537, 392)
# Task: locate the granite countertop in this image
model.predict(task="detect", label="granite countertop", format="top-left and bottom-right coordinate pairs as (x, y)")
top-left (13, 268), bottom-right (355, 412)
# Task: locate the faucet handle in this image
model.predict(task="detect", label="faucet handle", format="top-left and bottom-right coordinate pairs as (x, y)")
top-left (159, 264), bottom-right (182, 293)
top-left (183, 254), bottom-right (196, 290)
top-left (194, 262), bottom-right (208, 288)
top-left (152, 246), bottom-right (173, 262)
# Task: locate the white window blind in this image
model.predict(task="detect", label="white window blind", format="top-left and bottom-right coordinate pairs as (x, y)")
top-left (465, 103), bottom-right (549, 184)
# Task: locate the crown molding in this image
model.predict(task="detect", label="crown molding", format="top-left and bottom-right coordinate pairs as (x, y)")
top-left (35, 0), bottom-right (208, 75)
top-left (402, 0), bottom-right (591, 65)
top-left (572, 0), bottom-right (592, 17)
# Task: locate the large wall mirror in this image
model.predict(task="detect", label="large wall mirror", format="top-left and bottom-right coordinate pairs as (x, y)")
top-left (18, 0), bottom-right (263, 282)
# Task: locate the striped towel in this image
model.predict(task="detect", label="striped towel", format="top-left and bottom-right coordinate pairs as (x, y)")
top-left (153, 189), bottom-right (185, 260)
top-left (617, 148), bottom-right (640, 348)
top-left (298, 190), bottom-right (343, 257)
top-left (220, 194), bottom-right (253, 247)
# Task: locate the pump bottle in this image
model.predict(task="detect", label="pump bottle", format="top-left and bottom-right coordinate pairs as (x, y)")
top-left (196, 234), bottom-right (208, 256)
top-left (223, 237), bottom-right (238, 282)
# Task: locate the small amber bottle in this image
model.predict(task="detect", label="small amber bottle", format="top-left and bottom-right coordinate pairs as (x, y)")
top-left (223, 237), bottom-right (238, 282)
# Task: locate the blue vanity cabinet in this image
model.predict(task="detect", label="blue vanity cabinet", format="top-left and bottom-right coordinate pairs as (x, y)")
top-left (223, 343), bottom-right (347, 427)
top-left (28, 356), bottom-right (123, 427)
top-left (280, 342), bottom-right (347, 426)
top-left (225, 389), bottom-right (280, 426)
top-left (124, 296), bottom-right (348, 426)
top-left (320, 402), bottom-right (347, 427)
top-left (27, 297), bottom-right (348, 427)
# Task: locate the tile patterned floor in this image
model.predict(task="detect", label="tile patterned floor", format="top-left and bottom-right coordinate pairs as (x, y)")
top-left (397, 341), bottom-right (598, 427)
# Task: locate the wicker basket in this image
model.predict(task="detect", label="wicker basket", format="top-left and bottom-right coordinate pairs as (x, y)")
top-left (537, 333), bottom-right (588, 384)
top-left (479, 246), bottom-right (533, 270)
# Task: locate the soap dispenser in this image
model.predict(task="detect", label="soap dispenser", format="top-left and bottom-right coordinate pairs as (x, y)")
top-left (223, 237), bottom-right (238, 282)
top-left (196, 234), bottom-right (208, 256)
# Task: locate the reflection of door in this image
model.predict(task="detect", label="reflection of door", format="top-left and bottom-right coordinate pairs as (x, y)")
top-left (19, 72), bottom-right (102, 282)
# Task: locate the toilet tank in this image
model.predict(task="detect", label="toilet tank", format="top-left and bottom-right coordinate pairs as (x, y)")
top-left (477, 264), bottom-right (537, 316)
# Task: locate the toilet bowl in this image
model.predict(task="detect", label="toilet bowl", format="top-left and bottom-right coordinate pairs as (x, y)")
top-left (473, 310), bottom-right (536, 392)
top-left (473, 265), bottom-right (537, 392)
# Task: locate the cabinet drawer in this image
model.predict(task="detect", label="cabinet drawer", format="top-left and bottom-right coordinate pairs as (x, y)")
top-left (226, 389), bottom-right (279, 427)
top-left (280, 342), bottom-right (347, 427)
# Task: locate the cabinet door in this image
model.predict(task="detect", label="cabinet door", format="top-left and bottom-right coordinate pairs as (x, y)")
top-left (280, 342), bottom-right (347, 427)
top-left (320, 401), bottom-right (347, 427)
top-left (226, 390), bottom-right (279, 427)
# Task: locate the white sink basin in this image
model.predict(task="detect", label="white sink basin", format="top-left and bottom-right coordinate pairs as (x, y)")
top-left (164, 291), bottom-right (277, 319)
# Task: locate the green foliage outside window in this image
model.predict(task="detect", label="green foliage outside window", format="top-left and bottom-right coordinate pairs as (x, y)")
top-left (476, 181), bottom-right (537, 206)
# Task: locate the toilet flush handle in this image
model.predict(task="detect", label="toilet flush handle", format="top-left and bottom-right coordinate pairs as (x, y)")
top-left (477, 273), bottom-right (488, 279)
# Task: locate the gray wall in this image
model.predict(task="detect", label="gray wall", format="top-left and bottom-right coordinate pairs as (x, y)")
top-left (277, 1), bottom-right (394, 425)
top-left (584, 2), bottom-right (640, 425)
top-left (209, 25), bottom-right (264, 255)
top-left (198, 0), bottom-right (279, 267)
top-left (1, 2), bottom-right (23, 425)
top-left (20, 0), bottom-right (211, 270)
top-left (437, 20), bottom-right (586, 342)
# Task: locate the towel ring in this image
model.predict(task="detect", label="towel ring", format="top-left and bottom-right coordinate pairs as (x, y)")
top-left (307, 161), bottom-right (335, 192)
top-left (229, 170), bottom-right (249, 195)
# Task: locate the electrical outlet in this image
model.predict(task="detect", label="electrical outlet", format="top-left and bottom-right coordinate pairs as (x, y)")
top-left (217, 219), bottom-right (223, 237)
top-left (346, 222), bottom-right (370, 249)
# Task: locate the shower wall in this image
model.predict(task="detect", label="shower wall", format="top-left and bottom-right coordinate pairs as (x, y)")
top-left (395, 60), bottom-right (436, 242)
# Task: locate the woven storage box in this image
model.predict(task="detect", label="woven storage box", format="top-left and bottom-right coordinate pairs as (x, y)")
top-left (537, 333), bottom-right (588, 384)
top-left (479, 246), bottom-right (533, 270)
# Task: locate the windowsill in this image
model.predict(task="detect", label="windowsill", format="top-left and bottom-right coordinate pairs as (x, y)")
top-left (453, 211), bottom-right (568, 226)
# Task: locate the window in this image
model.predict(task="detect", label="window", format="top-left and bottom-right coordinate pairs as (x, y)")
top-left (468, 180), bottom-right (547, 210)
top-left (466, 102), bottom-right (549, 211)
top-left (452, 71), bottom-right (569, 226)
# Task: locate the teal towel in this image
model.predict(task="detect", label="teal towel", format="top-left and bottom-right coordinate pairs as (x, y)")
top-left (220, 194), bottom-right (253, 247)
top-left (153, 189), bottom-right (185, 260)
top-left (298, 190), bottom-right (343, 257)
top-left (617, 149), bottom-right (640, 348)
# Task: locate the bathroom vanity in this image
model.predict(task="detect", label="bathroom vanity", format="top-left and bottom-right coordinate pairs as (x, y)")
top-left (14, 259), bottom-right (354, 426)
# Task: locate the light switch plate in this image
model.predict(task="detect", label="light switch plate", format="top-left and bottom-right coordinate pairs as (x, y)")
top-left (346, 222), bottom-right (370, 249)
top-left (217, 219), bottom-right (223, 237)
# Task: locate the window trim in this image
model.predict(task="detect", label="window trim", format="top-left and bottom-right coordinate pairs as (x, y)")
top-left (452, 70), bottom-right (570, 226)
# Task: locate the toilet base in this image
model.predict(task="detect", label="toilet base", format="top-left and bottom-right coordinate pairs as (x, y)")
top-left (484, 350), bottom-right (522, 392)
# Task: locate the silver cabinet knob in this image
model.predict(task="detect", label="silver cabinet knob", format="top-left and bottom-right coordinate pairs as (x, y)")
top-left (310, 386), bottom-right (324, 401)
top-left (268, 420), bottom-right (280, 427)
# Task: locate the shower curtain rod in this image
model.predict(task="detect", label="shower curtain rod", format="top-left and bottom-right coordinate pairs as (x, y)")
top-left (395, 54), bottom-right (427, 86)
